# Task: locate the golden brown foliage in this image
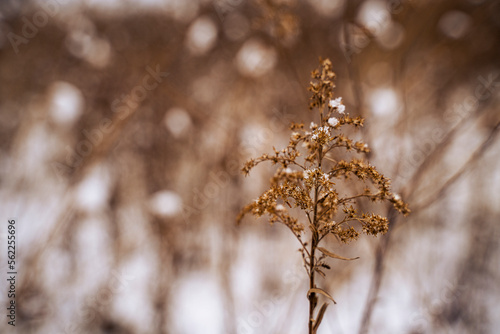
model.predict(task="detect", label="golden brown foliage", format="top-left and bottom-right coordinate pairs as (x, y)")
top-left (238, 58), bottom-right (410, 333)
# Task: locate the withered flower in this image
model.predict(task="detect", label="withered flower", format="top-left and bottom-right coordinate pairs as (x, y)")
top-left (238, 58), bottom-right (410, 333)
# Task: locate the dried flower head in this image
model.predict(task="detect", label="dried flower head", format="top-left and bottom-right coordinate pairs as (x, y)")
top-left (237, 58), bottom-right (410, 333)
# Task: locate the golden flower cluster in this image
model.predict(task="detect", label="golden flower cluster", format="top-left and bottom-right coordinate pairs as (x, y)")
top-left (239, 59), bottom-right (409, 243)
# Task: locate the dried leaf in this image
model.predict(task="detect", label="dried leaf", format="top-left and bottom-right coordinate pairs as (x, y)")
top-left (307, 287), bottom-right (336, 304)
top-left (315, 268), bottom-right (326, 278)
top-left (317, 247), bottom-right (360, 261)
top-left (313, 302), bottom-right (329, 333)
top-left (319, 262), bottom-right (331, 270)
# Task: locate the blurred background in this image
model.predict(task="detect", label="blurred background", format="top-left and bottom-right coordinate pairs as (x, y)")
top-left (0, 0), bottom-right (499, 333)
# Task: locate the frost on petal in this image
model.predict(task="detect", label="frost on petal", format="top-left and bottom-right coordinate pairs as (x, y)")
top-left (276, 204), bottom-right (286, 211)
top-left (328, 97), bottom-right (342, 108)
top-left (337, 104), bottom-right (345, 114)
top-left (328, 117), bottom-right (339, 127)
top-left (310, 122), bottom-right (317, 129)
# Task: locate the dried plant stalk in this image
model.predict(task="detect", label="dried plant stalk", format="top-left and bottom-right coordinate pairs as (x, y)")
top-left (238, 58), bottom-right (410, 333)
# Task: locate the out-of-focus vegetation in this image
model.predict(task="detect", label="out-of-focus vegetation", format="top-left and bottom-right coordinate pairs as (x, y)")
top-left (0, 0), bottom-right (499, 333)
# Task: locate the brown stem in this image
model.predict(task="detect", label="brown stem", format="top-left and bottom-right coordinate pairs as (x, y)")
top-left (308, 243), bottom-right (316, 334)
top-left (309, 145), bottom-right (325, 333)
top-left (308, 183), bottom-right (319, 334)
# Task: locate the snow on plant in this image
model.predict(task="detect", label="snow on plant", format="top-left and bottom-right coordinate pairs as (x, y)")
top-left (237, 58), bottom-right (410, 333)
